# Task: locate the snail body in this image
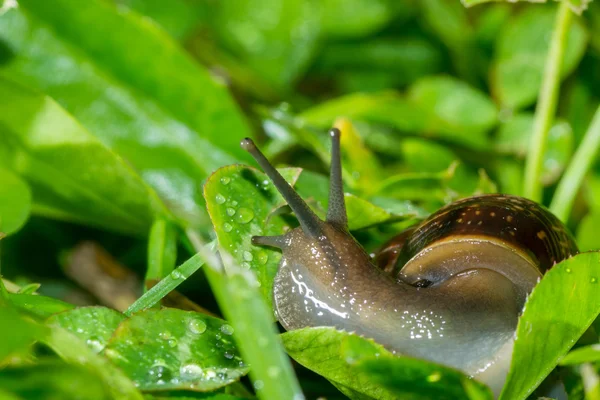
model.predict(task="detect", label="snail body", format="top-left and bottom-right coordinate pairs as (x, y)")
top-left (240, 129), bottom-right (577, 395)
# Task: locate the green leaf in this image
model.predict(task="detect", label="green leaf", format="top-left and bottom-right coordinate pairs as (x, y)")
top-left (499, 252), bottom-right (600, 400)
top-left (298, 76), bottom-right (498, 151)
top-left (115, 0), bottom-right (207, 40)
top-left (0, 362), bottom-right (112, 400)
top-left (320, 0), bottom-right (411, 38)
top-left (0, 167), bottom-right (31, 236)
top-left (492, 5), bottom-right (587, 110)
top-left (44, 326), bottom-right (143, 400)
top-left (125, 253), bottom-right (205, 316)
top-left (462, 0), bottom-right (593, 15)
top-left (147, 219), bottom-right (178, 281)
top-left (204, 164), bottom-right (301, 306)
top-left (577, 213), bottom-right (600, 251)
top-left (281, 327), bottom-right (492, 400)
top-left (294, 170), bottom-right (415, 230)
top-left (103, 308), bottom-right (248, 392)
top-left (212, 0), bottom-right (320, 90)
top-left (407, 76), bottom-right (497, 148)
top-left (0, 305), bottom-right (47, 362)
top-left (0, 0), bottom-right (252, 228)
top-left (495, 114), bottom-right (574, 184)
top-left (560, 344), bottom-right (600, 365)
top-left (47, 306), bottom-right (126, 353)
top-left (0, 78), bottom-right (160, 235)
top-left (192, 245), bottom-right (303, 400)
top-left (8, 293), bottom-right (75, 319)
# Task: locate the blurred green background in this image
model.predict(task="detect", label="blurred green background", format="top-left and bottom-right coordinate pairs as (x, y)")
top-left (1, 0), bottom-right (600, 398)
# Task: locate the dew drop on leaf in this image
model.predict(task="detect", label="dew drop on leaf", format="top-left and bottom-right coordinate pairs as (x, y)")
top-left (220, 324), bottom-right (234, 335)
top-left (223, 223), bottom-right (233, 232)
top-left (257, 251), bottom-right (268, 264)
top-left (224, 351), bottom-right (234, 359)
top-left (220, 177), bottom-right (231, 185)
top-left (243, 251), bottom-right (253, 262)
top-left (180, 363), bottom-right (203, 379)
top-left (236, 208), bottom-right (254, 224)
top-left (188, 319), bottom-right (207, 335)
top-left (591, 277), bottom-right (597, 283)
top-left (226, 207), bottom-right (236, 216)
top-left (215, 194), bottom-right (226, 204)
top-left (170, 270), bottom-right (182, 280)
top-left (148, 364), bottom-right (173, 382)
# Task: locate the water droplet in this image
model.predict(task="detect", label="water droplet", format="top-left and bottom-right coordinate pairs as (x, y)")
top-left (241, 262), bottom-right (251, 269)
top-left (253, 380), bottom-right (264, 390)
top-left (220, 324), bottom-right (234, 335)
top-left (159, 331), bottom-right (172, 340)
top-left (223, 223), bottom-right (233, 232)
top-left (257, 251), bottom-right (268, 265)
top-left (224, 351), bottom-right (234, 359)
top-left (226, 208), bottom-right (236, 216)
top-left (168, 339), bottom-right (178, 347)
top-left (231, 200), bottom-right (238, 207)
top-left (188, 319), bottom-right (207, 335)
top-left (170, 270), bottom-right (182, 280)
top-left (566, 268), bottom-right (572, 273)
top-left (215, 194), bottom-right (226, 204)
top-left (220, 177), bottom-right (231, 185)
top-left (236, 208), bottom-right (254, 224)
top-left (148, 364), bottom-right (173, 382)
top-left (180, 364), bottom-right (203, 379)
top-left (262, 180), bottom-right (269, 186)
top-left (243, 251), bottom-right (253, 262)
top-left (267, 366), bottom-right (280, 378)
top-left (591, 277), bottom-right (597, 283)
top-left (86, 336), bottom-right (103, 353)
top-left (427, 372), bottom-right (442, 382)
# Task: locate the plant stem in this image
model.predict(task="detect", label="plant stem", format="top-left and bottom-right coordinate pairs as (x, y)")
top-left (550, 105), bottom-right (600, 222)
top-left (523, 2), bottom-right (573, 202)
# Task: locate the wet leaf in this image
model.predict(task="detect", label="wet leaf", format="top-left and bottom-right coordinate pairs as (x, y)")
top-left (0, 167), bottom-right (31, 236)
top-left (500, 252), bottom-right (600, 400)
top-left (47, 306), bottom-right (126, 354)
top-left (103, 308), bottom-right (248, 392)
top-left (44, 326), bottom-right (143, 400)
top-left (8, 293), bottom-right (75, 319)
top-left (0, 78), bottom-right (160, 235)
top-left (0, 0), bottom-right (252, 229)
top-left (204, 164), bottom-right (301, 307)
top-left (196, 248), bottom-right (303, 400)
top-left (281, 327), bottom-right (492, 400)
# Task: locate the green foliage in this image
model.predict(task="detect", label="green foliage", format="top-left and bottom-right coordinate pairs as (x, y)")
top-left (1, 0), bottom-right (600, 399)
top-left (282, 327), bottom-right (493, 400)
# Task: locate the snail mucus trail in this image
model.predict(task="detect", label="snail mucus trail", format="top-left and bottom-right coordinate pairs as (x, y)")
top-left (239, 129), bottom-right (577, 395)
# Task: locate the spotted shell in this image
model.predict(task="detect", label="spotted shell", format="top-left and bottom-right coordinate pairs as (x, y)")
top-left (377, 194), bottom-right (579, 278)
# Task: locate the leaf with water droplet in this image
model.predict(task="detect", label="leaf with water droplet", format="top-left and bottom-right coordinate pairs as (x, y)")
top-left (282, 327), bottom-right (492, 400)
top-left (103, 308), bottom-right (247, 391)
top-left (47, 306), bottom-right (125, 354)
top-left (500, 252), bottom-right (600, 400)
top-left (204, 165), bottom-right (302, 307)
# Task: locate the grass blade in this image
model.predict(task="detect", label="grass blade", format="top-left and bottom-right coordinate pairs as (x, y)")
top-left (125, 253), bottom-right (203, 316)
top-left (550, 105), bottom-right (600, 221)
top-left (523, 2), bottom-right (573, 201)
top-left (187, 230), bottom-right (304, 400)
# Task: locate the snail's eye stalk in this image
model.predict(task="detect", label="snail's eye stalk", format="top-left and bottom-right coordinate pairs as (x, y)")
top-left (326, 128), bottom-right (347, 229)
top-left (240, 138), bottom-right (323, 237)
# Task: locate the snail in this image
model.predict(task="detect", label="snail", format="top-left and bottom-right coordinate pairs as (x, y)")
top-left (239, 128), bottom-right (578, 395)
